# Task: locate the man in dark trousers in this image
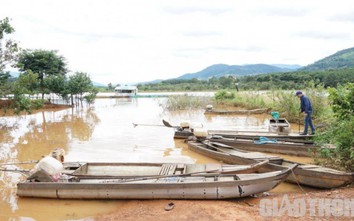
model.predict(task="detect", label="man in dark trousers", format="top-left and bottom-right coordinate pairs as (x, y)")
top-left (295, 91), bottom-right (315, 135)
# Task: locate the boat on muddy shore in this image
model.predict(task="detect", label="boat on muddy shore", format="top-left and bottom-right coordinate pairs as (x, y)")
top-left (17, 160), bottom-right (291, 200)
top-left (206, 135), bottom-right (319, 157)
top-left (187, 140), bottom-right (354, 189)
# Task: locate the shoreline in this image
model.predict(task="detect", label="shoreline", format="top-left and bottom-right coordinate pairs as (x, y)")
top-left (94, 185), bottom-right (354, 221)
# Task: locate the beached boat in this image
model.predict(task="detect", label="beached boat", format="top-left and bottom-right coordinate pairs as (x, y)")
top-left (268, 118), bottom-right (291, 134)
top-left (162, 119), bottom-right (313, 144)
top-left (204, 108), bottom-right (271, 115)
top-left (187, 141), bottom-right (283, 165)
top-left (187, 141), bottom-right (354, 189)
top-left (207, 135), bottom-right (319, 157)
top-left (208, 130), bottom-right (314, 144)
top-left (65, 161), bottom-right (270, 178)
top-left (17, 161), bottom-right (291, 199)
top-left (174, 129), bottom-right (194, 139)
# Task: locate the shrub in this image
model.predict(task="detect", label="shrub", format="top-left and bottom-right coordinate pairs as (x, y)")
top-left (314, 116), bottom-right (354, 171)
top-left (214, 90), bottom-right (235, 100)
top-left (31, 99), bottom-right (44, 109)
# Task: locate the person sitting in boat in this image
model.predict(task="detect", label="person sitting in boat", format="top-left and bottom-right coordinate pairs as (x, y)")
top-left (50, 147), bottom-right (65, 163)
top-left (27, 148), bottom-right (66, 182)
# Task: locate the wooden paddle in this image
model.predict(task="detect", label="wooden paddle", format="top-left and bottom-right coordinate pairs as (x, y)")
top-left (132, 123), bottom-right (166, 127)
top-left (162, 119), bottom-right (180, 129)
top-left (0, 168), bottom-right (30, 174)
top-left (0, 160), bottom-right (39, 166)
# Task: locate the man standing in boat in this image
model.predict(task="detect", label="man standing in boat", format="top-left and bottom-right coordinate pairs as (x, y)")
top-left (295, 91), bottom-right (315, 135)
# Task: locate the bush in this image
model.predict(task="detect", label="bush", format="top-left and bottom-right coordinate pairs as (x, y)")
top-left (314, 83), bottom-right (354, 172)
top-left (31, 99), bottom-right (44, 109)
top-left (12, 94), bottom-right (32, 114)
top-left (314, 116), bottom-right (354, 171)
top-left (214, 90), bottom-right (235, 100)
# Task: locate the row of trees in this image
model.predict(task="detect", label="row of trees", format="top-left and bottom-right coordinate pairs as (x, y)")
top-left (137, 76), bottom-right (238, 91)
top-left (137, 69), bottom-right (354, 92)
top-left (0, 17), bottom-right (97, 113)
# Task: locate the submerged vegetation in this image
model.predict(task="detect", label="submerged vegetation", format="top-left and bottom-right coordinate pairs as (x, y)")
top-left (162, 95), bottom-right (213, 111)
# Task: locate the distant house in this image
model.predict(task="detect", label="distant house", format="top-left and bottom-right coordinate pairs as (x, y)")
top-left (114, 85), bottom-right (138, 97)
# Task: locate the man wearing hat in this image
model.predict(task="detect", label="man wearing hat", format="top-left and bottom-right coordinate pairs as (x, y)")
top-left (295, 91), bottom-right (315, 135)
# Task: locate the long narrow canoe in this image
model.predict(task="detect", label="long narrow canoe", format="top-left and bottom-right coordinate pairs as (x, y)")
top-left (17, 162), bottom-right (293, 199)
top-left (208, 130), bottom-right (314, 142)
top-left (187, 141), bottom-right (354, 189)
top-left (207, 135), bottom-right (319, 157)
top-left (204, 108), bottom-right (271, 115)
top-left (64, 161), bottom-right (269, 178)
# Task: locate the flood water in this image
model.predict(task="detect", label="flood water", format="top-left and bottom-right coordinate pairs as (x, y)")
top-left (0, 96), bottom-right (313, 220)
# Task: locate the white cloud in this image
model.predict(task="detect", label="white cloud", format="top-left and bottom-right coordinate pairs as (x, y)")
top-left (1, 0), bottom-right (354, 85)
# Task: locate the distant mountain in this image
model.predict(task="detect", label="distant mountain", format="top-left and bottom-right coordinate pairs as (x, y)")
top-left (176, 64), bottom-right (299, 80)
top-left (92, 81), bottom-right (106, 87)
top-left (301, 46), bottom-right (354, 71)
top-left (271, 64), bottom-right (302, 70)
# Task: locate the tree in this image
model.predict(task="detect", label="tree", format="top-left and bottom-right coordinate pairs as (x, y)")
top-left (0, 17), bottom-right (19, 92)
top-left (44, 75), bottom-right (68, 103)
top-left (107, 83), bottom-right (113, 91)
top-left (327, 83), bottom-right (354, 120)
top-left (14, 70), bottom-right (39, 95)
top-left (67, 72), bottom-right (94, 106)
top-left (17, 49), bottom-right (68, 98)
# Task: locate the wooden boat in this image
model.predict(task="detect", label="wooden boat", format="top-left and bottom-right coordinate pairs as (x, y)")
top-left (65, 161), bottom-right (269, 178)
top-left (208, 130), bottom-right (314, 144)
top-left (268, 118), bottom-right (291, 134)
top-left (17, 161), bottom-right (292, 199)
top-left (187, 141), bottom-right (354, 189)
top-left (207, 135), bottom-right (319, 157)
top-left (204, 108), bottom-right (271, 115)
top-left (174, 129), bottom-right (194, 139)
top-left (165, 117), bottom-right (312, 142)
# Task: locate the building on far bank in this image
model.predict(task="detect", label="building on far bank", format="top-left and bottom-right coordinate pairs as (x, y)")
top-left (114, 85), bottom-right (138, 97)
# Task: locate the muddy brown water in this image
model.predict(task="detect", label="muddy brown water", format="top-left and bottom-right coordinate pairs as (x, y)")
top-left (0, 97), bottom-right (313, 220)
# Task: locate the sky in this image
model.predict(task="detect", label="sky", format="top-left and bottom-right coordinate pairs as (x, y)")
top-left (1, 0), bottom-right (354, 85)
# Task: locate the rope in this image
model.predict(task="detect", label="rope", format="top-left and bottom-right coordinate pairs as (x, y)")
top-left (290, 167), bottom-right (306, 194)
top-left (253, 136), bottom-right (278, 144)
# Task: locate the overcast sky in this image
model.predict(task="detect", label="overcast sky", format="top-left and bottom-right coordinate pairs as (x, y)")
top-left (1, 0), bottom-right (354, 85)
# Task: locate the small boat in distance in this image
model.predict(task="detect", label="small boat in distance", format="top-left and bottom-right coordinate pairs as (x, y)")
top-left (204, 107), bottom-right (271, 115)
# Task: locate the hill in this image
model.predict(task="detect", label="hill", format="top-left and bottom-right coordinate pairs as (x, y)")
top-left (301, 46), bottom-right (354, 71)
top-left (176, 64), bottom-right (298, 80)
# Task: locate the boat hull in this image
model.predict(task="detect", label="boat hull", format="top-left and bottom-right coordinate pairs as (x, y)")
top-left (204, 108), bottom-right (270, 115)
top-left (17, 170), bottom-right (289, 199)
top-left (187, 141), bottom-right (354, 189)
top-left (207, 137), bottom-right (317, 157)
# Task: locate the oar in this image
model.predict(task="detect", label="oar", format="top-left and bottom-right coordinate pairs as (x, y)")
top-left (132, 123), bottom-right (166, 127)
top-left (162, 119), bottom-right (180, 129)
top-left (0, 168), bottom-right (30, 174)
top-left (0, 160), bottom-right (39, 166)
